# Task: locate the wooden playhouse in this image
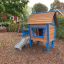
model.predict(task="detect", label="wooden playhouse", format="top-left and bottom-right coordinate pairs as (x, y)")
top-left (28, 12), bottom-right (57, 50)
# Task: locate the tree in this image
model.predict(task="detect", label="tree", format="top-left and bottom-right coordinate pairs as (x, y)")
top-left (50, 0), bottom-right (60, 10)
top-left (0, 0), bottom-right (29, 17)
top-left (22, 5), bottom-right (30, 22)
top-left (32, 3), bottom-right (48, 13)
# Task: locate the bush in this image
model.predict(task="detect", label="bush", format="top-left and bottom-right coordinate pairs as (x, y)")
top-left (0, 20), bottom-right (29, 32)
top-left (7, 22), bottom-right (28, 32)
top-left (57, 16), bottom-right (64, 39)
top-left (2, 23), bottom-right (9, 27)
top-left (7, 23), bottom-right (18, 32)
top-left (21, 24), bottom-right (29, 32)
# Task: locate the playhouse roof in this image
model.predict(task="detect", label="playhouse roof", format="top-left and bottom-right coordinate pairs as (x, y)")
top-left (28, 12), bottom-right (55, 24)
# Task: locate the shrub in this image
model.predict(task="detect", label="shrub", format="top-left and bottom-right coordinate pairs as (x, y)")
top-left (7, 23), bottom-right (18, 32)
top-left (2, 23), bottom-right (9, 27)
top-left (57, 16), bottom-right (64, 39)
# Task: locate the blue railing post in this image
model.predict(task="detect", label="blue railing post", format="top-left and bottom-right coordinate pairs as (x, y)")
top-left (51, 41), bottom-right (55, 48)
top-left (29, 24), bottom-right (33, 48)
top-left (46, 24), bottom-right (50, 51)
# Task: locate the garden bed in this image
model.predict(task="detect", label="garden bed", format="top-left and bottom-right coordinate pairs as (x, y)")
top-left (0, 26), bottom-right (7, 32)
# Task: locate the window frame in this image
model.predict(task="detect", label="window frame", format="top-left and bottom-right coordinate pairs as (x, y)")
top-left (31, 26), bottom-right (46, 38)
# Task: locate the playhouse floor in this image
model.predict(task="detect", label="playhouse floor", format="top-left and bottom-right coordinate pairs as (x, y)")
top-left (0, 32), bottom-right (64, 64)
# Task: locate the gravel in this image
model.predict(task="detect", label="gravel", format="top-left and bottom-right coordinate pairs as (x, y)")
top-left (0, 32), bottom-right (64, 64)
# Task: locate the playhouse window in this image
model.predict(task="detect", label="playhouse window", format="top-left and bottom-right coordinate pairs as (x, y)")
top-left (32, 28), bottom-right (44, 38)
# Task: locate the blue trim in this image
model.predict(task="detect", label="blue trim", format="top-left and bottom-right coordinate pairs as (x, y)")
top-left (51, 41), bottom-right (55, 48)
top-left (46, 43), bottom-right (50, 49)
top-left (49, 10), bottom-right (64, 12)
top-left (32, 11), bottom-right (49, 14)
top-left (46, 24), bottom-right (50, 51)
top-left (32, 10), bottom-right (64, 15)
top-left (47, 24), bottom-right (50, 43)
top-left (22, 32), bottom-right (29, 37)
top-left (30, 40), bottom-right (33, 47)
top-left (31, 25), bottom-right (47, 28)
top-left (22, 25), bottom-right (29, 37)
top-left (29, 24), bottom-right (33, 47)
top-left (54, 24), bottom-right (56, 41)
top-left (31, 26), bottom-right (46, 38)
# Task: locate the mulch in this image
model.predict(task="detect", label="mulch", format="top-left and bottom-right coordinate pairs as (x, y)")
top-left (0, 32), bottom-right (64, 64)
